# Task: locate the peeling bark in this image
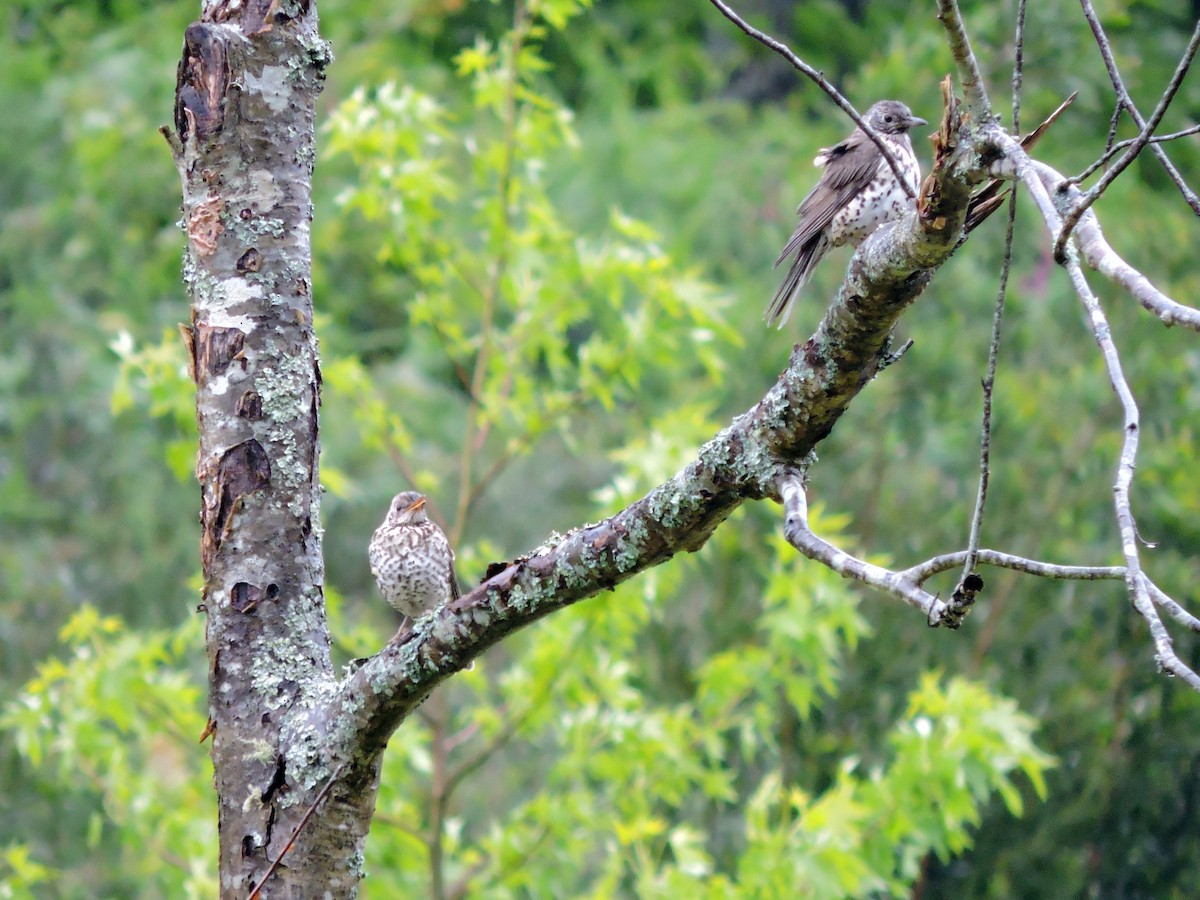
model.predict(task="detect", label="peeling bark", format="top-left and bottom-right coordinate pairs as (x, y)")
top-left (166, 1), bottom-right (356, 895)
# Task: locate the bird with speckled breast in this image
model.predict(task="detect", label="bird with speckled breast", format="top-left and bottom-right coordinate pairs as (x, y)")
top-left (369, 491), bottom-right (458, 623)
top-left (767, 100), bottom-right (927, 328)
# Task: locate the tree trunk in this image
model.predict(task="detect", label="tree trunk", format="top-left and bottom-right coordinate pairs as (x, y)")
top-left (166, 3), bottom-right (378, 895)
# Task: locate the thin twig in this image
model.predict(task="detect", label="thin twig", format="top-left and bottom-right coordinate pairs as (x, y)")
top-left (905, 551), bottom-right (1124, 585)
top-left (1104, 101), bottom-right (1123, 157)
top-left (994, 137), bottom-right (1200, 689)
top-left (777, 471), bottom-right (1180, 633)
top-left (1076, 0), bottom-right (1200, 214)
top-left (962, 184), bottom-right (1015, 582)
top-left (1132, 586), bottom-right (1200, 690)
top-left (964, 92), bottom-right (1077, 235)
top-left (1011, 0), bottom-right (1027, 136)
top-left (1146, 576), bottom-right (1200, 633)
top-left (779, 473), bottom-right (960, 627)
top-left (706, 0), bottom-right (918, 198)
top-left (1073, 123), bottom-right (1200, 185)
top-left (1053, 175), bottom-right (1200, 331)
top-left (1054, 16), bottom-right (1200, 261)
top-left (248, 762), bottom-right (346, 900)
top-left (783, 465), bottom-right (1200, 685)
top-left (960, 0), bottom-right (1026, 586)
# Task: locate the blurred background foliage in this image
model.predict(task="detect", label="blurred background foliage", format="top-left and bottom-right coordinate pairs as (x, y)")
top-left (1, 0), bottom-right (1199, 896)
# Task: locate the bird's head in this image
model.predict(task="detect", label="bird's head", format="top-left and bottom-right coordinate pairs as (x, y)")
top-left (387, 491), bottom-right (429, 525)
top-left (865, 100), bottom-right (927, 135)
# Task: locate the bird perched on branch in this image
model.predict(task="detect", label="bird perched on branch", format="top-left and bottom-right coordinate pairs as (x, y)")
top-left (369, 491), bottom-right (458, 623)
top-left (767, 99), bottom-right (927, 327)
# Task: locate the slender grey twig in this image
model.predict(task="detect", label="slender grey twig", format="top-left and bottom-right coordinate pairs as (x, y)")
top-left (1011, 0), bottom-right (1027, 136)
top-left (778, 472), bottom-right (1173, 632)
top-left (995, 139), bottom-right (1200, 689)
top-left (1073, 123), bottom-right (1200, 184)
top-left (1104, 102), bottom-right (1123, 156)
top-left (248, 762), bottom-right (347, 900)
top-left (960, 178), bottom-right (1015, 581)
top-left (706, 0), bottom-right (918, 198)
top-left (906, 551), bottom-right (1124, 585)
top-left (1056, 176), bottom-right (1200, 331)
top-left (1146, 577), bottom-right (1200, 633)
top-left (1077, 0), bottom-right (1200, 214)
top-left (961, 0), bottom-right (1026, 586)
top-left (1054, 16), bottom-right (1200, 261)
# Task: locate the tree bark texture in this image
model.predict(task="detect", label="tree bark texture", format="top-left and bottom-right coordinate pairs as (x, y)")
top-left (165, 2), bottom-right (377, 896)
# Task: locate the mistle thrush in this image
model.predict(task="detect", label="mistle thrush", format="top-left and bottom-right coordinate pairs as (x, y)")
top-left (766, 100), bottom-right (927, 327)
top-left (369, 491), bottom-right (458, 620)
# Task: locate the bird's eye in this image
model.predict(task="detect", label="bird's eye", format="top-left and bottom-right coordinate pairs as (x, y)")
top-left (884, 114), bottom-right (894, 123)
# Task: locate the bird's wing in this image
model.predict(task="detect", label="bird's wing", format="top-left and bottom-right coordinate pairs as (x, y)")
top-left (775, 131), bottom-right (883, 266)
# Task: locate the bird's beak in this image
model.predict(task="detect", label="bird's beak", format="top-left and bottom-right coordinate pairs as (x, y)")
top-left (406, 496), bottom-right (427, 513)
top-left (909, 115), bottom-right (929, 128)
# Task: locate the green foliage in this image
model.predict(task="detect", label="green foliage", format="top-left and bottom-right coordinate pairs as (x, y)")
top-left (322, 15), bottom-right (735, 495)
top-left (110, 328), bottom-right (198, 481)
top-left (1, 607), bottom-right (214, 897)
top-left (0, 844), bottom-right (53, 900)
top-left (355, 523), bottom-right (1049, 896)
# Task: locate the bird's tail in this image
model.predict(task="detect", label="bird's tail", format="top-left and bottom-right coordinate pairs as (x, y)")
top-left (764, 233), bottom-right (830, 328)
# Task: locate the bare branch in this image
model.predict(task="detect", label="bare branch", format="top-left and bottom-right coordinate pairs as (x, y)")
top-left (1011, 0), bottom-right (1028, 133)
top-left (1104, 102), bottom-right (1123, 157)
top-left (1002, 144), bottom-right (1200, 330)
top-left (1054, 16), bottom-right (1200, 260)
top-left (1132, 586), bottom-right (1200, 690)
top-left (935, 0), bottom-right (992, 115)
top-left (962, 192), bottom-right (1015, 582)
top-left (903, 551), bottom-right (1125, 585)
top-left (989, 136), bottom-right (1200, 689)
top-left (1146, 576), bottom-right (1200, 633)
top-left (1077, 0), bottom-right (1200, 214)
top-left (1060, 231), bottom-right (1146, 657)
top-left (779, 471), bottom-right (943, 621)
top-left (707, 0), bottom-right (918, 198)
top-left (964, 92), bottom-right (1077, 234)
top-left (962, 0), bottom-right (1026, 589)
top-left (1057, 178), bottom-right (1200, 331)
top-left (781, 473), bottom-right (1200, 688)
top-left (776, 474), bottom-right (1197, 643)
top-left (1073, 123), bottom-right (1200, 185)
